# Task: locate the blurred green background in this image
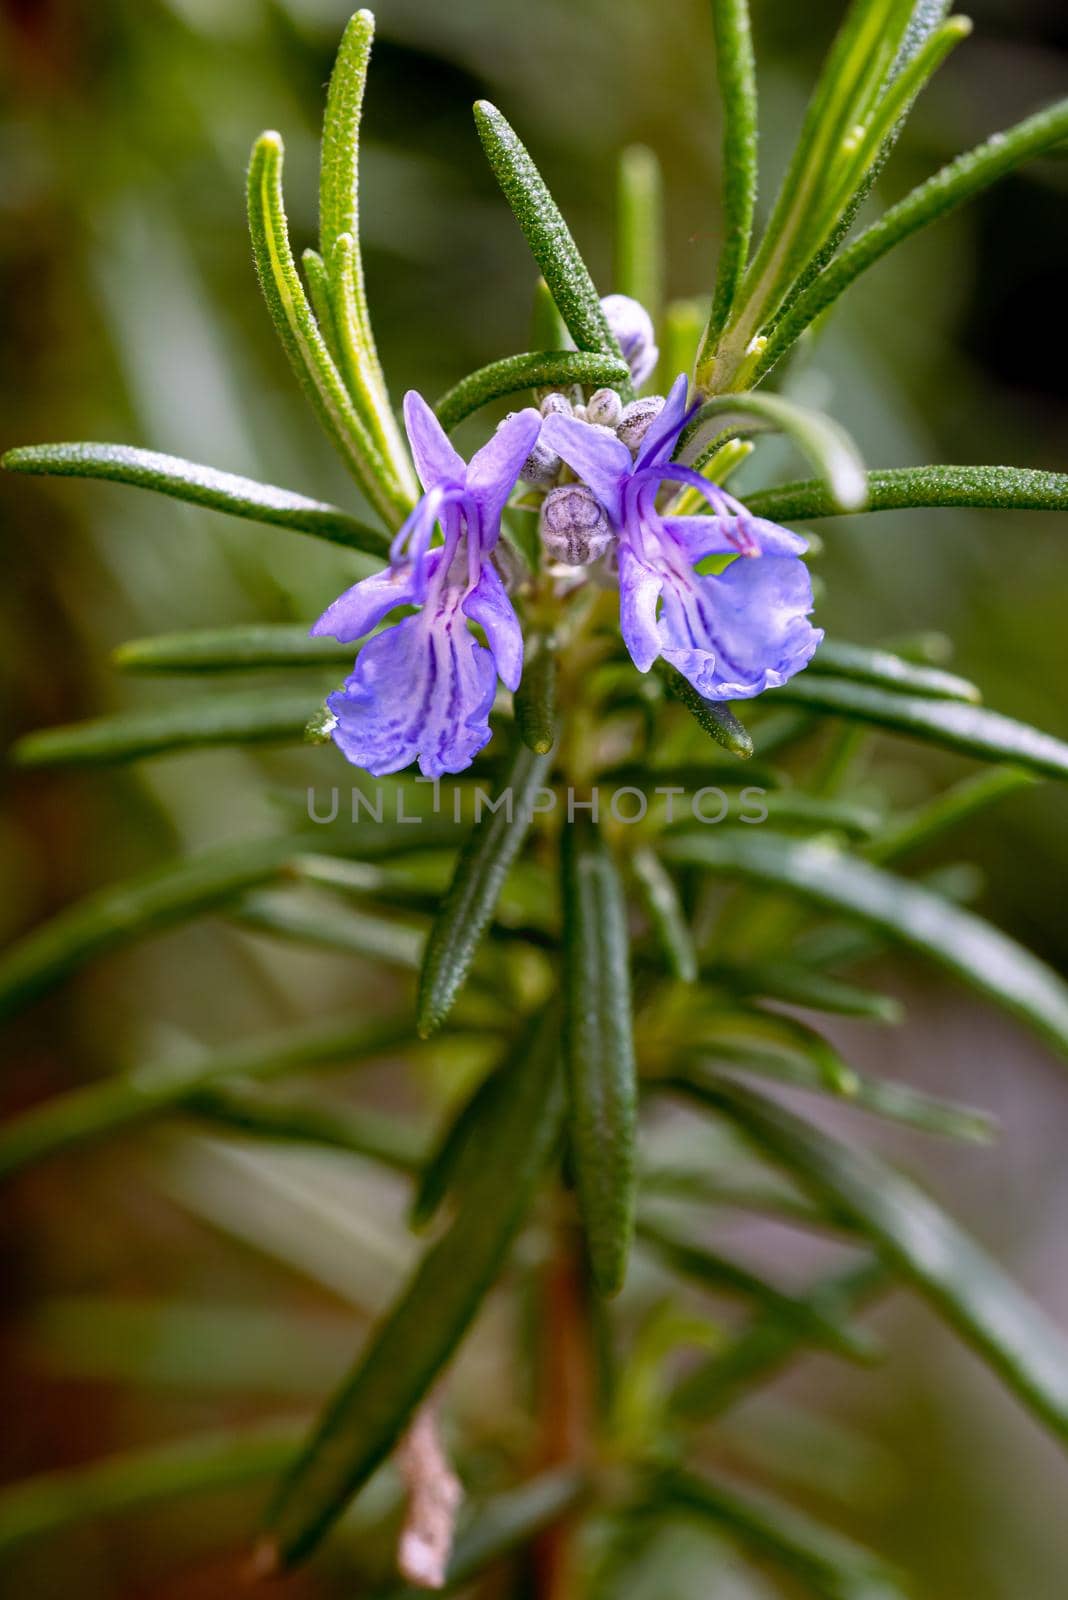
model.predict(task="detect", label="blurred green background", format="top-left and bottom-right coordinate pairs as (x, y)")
top-left (2, 1), bottom-right (1068, 1595)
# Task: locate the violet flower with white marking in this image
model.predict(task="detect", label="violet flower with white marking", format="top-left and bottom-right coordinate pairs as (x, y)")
top-left (311, 392), bottom-right (540, 777)
top-left (541, 374), bottom-right (822, 699)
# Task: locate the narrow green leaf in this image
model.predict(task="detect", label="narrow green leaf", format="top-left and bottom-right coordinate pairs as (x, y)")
top-left (671, 1257), bottom-right (888, 1421)
top-left (0, 1015), bottom-right (415, 1183)
top-left (660, 1468), bottom-right (907, 1600)
top-left (410, 1062), bottom-right (508, 1228)
top-left (302, 247), bottom-right (343, 365)
top-left (600, 759), bottom-right (777, 793)
top-left (436, 351), bottom-right (629, 433)
top-left (810, 638), bottom-right (979, 702)
top-left (473, 102), bottom-right (630, 393)
top-left (700, 0), bottom-right (918, 391)
top-left (631, 846), bottom-right (698, 982)
top-left (28, 1299), bottom-right (350, 1397)
top-left (791, 860), bottom-right (984, 972)
top-left (662, 667), bottom-right (754, 758)
top-left (638, 1222), bottom-right (877, 1361)
top-left (0, 824), bottom-right (461, 1025)
top-left (318, 12), bottom-right (411, 489)
top-left (757, 790), bottom-right (883, 839)
top-left (710, 1079), bottom-right (1068, 1447)
top-left (701, 0), bottom-right (758, 353)
top-left (745, 463), bottom-right (1068, 523)
top-left (815, 16), bottom-right (972, 249)
top-left (615, 144), bottom-right (664, 325)
top-left (1, 442), bottom-right (388, 556)
top-left (247, 132), bottom-right (408, 527)
top-left (188, 1081), bottom-right (422, 1172)
top-left (329, 232), bottom-right (418, 500)
top-left (866, 767), bottom-right (1038, 866)
top-left (263, 1008), bottom-right (564, 1569)
top-left (685, 1006), bottom-right (859, 1095)
top-left (114, 625), bottom-right (354, 672)
top-left (13, 688), bottom-right (321, 767)
top-left (319, 10), bottom-right (373, 262)
top-left (513, 633), bottom-right (558, 754)
top-left (233, 890), bottom-right (425, 972)
top-left (562, 815), bottom-right (638, 1295)
top-left (0, 1420), bottom-right (302, 1557)
top-left (682, 391), bottom-right (867, 512)
top-left (760, 99), bottom-right (1068, 375)
top-left (315, 12), bottom-right (413, 494)
top-left (662, 830), bottom-right (1068, 1057)
top-left (709, 959), bottom-right (903, 1022)
top-left (641, 1165), bottom-right (838, 1234)
top-left (661, 298), bottom-right (706, 392)
top-left (417, 740), bottom-right (554, 1037)
top-left (766, 1), bottom-right (956, 331)
top-left (768, 675), bottom-right (1068, 779)
top-left (679, 1050), bottom-right (996, 1144)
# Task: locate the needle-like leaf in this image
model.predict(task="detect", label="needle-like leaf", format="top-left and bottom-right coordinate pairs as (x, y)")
top-left (700, 0), bottom-right (758, 354)
top-left (0, 1017), bottom-right (415, 1183)
top-left (1, 442), bottom-right (388, 555)
top-left (436, 350), bottom-right (630, 432)
top-left (262, 1008), bottom-right (563, 1568)
top-left (114, 625), bottom-right (355, 672)
top-left (473, 102), bottom-right (629, 394)
top-left (682, 390), bottom-right (868, 512)
top-left (247, 132), bottom-right (409, 526)
top-left (13, 689), bottom-right (323, 767)
top-left (615, 144), bottom-right (664, 325)
top-left (417, 739), bottom-right (554, 1037)
top-left (759, 98), bottom-right (1068, 376)
top-left (769, 675), bottom-right (1068, 779)
top-left (562, 815), bottom-right (637, 1295)
top-left (710, 1080), bottom-right (1068, 1448)
top-left (745, 463), bottom-right (1068, 522)
top-left (663, 830), bottom-right (1068, 1057)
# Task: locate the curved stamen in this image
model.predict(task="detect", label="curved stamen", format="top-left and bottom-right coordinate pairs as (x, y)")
top-left (655, 464), bottom-right (760, 555)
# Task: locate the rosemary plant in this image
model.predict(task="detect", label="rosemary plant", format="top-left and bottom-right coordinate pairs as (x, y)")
top-left (4, 3), bottom-right (1068, 1593)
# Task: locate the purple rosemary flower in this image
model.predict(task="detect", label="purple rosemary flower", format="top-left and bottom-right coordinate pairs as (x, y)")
top-left (311, 393), bottom-right (540, 777)
top-left (541, 373), bottom-right (822, 700)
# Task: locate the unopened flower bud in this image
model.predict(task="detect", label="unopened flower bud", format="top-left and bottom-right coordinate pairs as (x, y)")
top-left (540, 484), bottom-right (613, 567)
top-left (586, 387), bottom-right (623, 428)
top-left (616, 395), bottom-right (665, 455)
top-left (600, 292), bottom-right (659, 388)
top-left (539, 392), bottom-right (572, 418)
top-left (520, 438), bottom-right (562, 489)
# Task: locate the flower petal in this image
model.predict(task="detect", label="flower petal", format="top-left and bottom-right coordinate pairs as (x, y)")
top-left (659, 553), bottom-right (822, 700)
top-left (617, 542), bottom-right (665, 673)
top-left (466, 409), bottom-right (542, 539)
top-left (310, 554), bottom-right (434, 643)
top-left (660, 515), bottom-right (749, 563)
top-left (403, 390), bottom-right (466, 492)
top-left (327, 599), bottom-right (497, 778)
top-left (661, 515), bottom-right (809, 562)
top-left (749, 517), bottom-right (810, 556)
top-left (463, 560), bottom-right (524, 692)
top-left (634, 373), bottom-right (692, 468)
top-left (540, 413), bottom-right (631, 525)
